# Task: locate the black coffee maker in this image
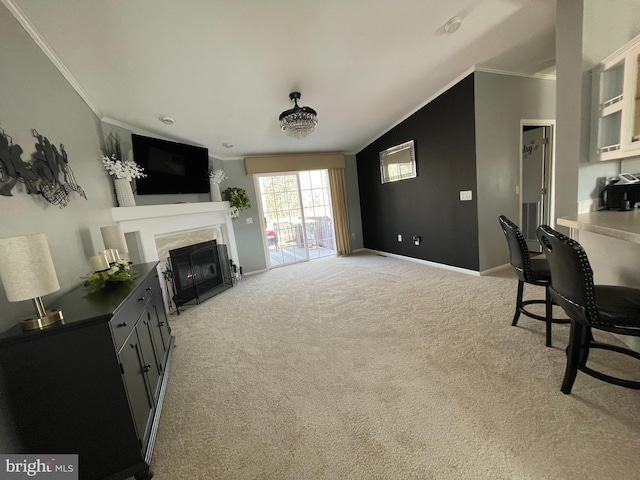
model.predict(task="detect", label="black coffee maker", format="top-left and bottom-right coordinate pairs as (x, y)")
top-left (601, 183), bottom-right (640, 210)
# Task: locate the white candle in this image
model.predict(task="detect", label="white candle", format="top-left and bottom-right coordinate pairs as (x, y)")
top-left (90, 253), bottom-right (110, 272)
top-left (110, 248), bottom-right (120, 263)
top-left (101, 249), bottom-right (116, 264)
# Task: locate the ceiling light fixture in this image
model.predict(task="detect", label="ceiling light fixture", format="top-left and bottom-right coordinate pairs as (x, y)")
top-left (279, 92), bottom-right (318, 140)
top-left (444, 16), bottom-right (463, 34)
top-left (222, 142), bottom-right (234, 148)
top-left (159, 115), bottom-right (174, 125)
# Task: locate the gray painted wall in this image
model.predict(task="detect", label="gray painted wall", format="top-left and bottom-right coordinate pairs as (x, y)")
top-left (474, 72), bottom-right (556, 271)
top-left (0, 7), bottom-right (117, 326)
top-left (219, 159), bottom-right (267, 273)
top-left (0, 5), bottom-right (117, 452)
top-left (554, 0), bottom-right (584, 222)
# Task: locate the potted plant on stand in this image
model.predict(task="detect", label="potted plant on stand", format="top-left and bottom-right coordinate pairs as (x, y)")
top-left (222, 187), bottom-right (251, 218)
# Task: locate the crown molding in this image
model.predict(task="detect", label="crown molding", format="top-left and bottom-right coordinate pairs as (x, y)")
top-left (2, 0), bottom-right (102, 118)
top-left (100, 116), bottom-right (176, 142)
top-left (354, 66), bottom-right (476, 154)
top-left (353, 64), bottom-right (556, 155)
top-left (474, 65), bottom-right (556, 81)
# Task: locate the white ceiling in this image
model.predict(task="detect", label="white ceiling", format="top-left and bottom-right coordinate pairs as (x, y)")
top-left (5, 0), bottom-right (556, 160)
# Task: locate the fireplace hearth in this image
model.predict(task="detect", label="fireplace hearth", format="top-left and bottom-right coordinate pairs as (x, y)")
top-left (168, 240), bottom-right (232, 312)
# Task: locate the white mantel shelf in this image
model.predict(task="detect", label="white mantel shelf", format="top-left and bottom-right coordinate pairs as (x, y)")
top-left (111, 201), bottom-right (230, 222)
top-left (110, 201), bottom-right (238, 267)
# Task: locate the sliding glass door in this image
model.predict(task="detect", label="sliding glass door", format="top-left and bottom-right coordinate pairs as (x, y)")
top-left (258, 170), bottom-right (336, 267)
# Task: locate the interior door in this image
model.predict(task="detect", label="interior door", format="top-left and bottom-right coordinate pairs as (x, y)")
top-left (521, 124), bottom-right (553, 253)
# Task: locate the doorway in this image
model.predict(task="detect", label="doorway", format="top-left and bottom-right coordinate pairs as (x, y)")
top-left (257, 170), bottom-right (337, 268)
top-left (520, 121), bottom-right (554, 253)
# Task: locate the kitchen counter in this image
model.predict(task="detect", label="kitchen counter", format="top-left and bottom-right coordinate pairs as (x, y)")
top-left (556, 209), bottom-right (640, 244)
top-left (557, 209), bottom-right (640, 352)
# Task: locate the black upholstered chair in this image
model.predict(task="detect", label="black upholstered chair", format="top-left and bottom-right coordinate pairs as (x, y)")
top-left (498, 215), bottom-right (567, 347)
top-left (536, 225), bottom-right (640, 394)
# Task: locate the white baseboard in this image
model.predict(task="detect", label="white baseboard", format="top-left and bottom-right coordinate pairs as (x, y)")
top-left (363, 249), bottom-right (481, 276)
top-left (480, 263), bottom-right (512, 276)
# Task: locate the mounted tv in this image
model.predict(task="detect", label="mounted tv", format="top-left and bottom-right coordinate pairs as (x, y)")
top-left (131, 134), bottom-right (210, 195)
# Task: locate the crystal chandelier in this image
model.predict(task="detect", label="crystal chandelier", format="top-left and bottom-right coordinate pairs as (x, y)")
top-left (279, 92), bottom-right (318, 139)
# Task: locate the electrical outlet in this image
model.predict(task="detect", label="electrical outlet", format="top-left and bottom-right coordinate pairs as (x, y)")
top-left (413, 235), bottom-right (420, 246)
top-left (459, 190), bottom-right (473, 201)
top-left (397, 234), bottom-right (402, 242)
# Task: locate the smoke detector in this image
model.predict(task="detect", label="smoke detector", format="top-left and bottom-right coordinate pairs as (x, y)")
top-left (444, 16), bottom-right (463, 34)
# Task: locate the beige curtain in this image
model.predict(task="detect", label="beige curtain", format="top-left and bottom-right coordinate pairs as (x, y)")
top-left (328, 168), bottom-right (352, 256)
top-left (245, 153), bottom-right (344, 174)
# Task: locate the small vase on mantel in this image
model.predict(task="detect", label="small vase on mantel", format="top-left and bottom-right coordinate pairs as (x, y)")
top-left (114, 178), bottom-right (136, 207)
top-left (210, 181), bottom-right (222, 202)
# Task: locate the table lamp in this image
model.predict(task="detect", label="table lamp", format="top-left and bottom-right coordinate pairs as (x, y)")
top-left (100, 224), bottom-right (128, 261)
top-left (0, 233), bottom-right (64, 330)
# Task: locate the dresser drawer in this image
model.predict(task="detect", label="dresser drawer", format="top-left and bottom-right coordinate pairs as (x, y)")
top-left (110, 276), bottom-right (157, 348)
top-left (109, 303), bottom-right (140, 350)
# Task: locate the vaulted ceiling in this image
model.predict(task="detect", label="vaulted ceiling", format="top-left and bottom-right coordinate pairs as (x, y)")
top-left (5, 0), bottom-right (556, 159)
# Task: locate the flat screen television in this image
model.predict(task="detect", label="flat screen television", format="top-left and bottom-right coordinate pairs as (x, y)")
top-left (131, 134), bottom-right (210, 195)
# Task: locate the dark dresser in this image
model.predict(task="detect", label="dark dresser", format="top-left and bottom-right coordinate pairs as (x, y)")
top-left (0, 262), bottom-right (175, 480)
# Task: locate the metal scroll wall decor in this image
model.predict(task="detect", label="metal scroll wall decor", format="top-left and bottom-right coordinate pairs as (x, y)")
top-left (0, 128), bottom-right (86, 208)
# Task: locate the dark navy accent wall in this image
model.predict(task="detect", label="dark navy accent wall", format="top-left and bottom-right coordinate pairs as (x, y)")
top-left (356, 73), bottom-right (479, 270)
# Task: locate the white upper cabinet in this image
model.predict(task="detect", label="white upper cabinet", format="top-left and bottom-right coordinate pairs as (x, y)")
top-left (591, 33), bottom-right (640, 162)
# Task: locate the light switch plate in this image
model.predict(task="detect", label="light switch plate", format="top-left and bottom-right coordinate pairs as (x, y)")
top-left (459, 190), bottom-right (473, 201)
top-left (397, 234), bottom-right (402, 242)
top-left (246, 217), bottom-right (253, 224)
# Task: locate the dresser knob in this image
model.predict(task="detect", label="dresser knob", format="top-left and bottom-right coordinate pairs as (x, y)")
top-left (146, 287), bottom-right (152, 291)
top-left (159, 322), bottom-right (165, 327)
top-left (138, 297), bottom-right (145, 302)
top-left (118, 322), bottom-right (128, 327)
top-left (143, 364), bottom-right (151, 373)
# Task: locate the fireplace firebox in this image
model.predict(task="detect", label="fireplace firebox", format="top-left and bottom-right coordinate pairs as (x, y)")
top-left (168, 240), bottom-right (232, 312)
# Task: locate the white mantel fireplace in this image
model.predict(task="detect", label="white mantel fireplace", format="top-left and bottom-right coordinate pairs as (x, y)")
top-left (110, 202), bottom-right (238, 265)
top-left (110, 202), bottom-right (239, 313)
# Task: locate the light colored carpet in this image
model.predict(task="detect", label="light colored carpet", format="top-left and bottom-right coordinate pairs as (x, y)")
top-left (150, 251), bottom-right (640, 479)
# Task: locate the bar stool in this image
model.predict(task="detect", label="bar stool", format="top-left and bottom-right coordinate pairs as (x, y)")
top-left (537, 225), bottom-right (640, 394)
top-left (498, 215), bottom-right (568, 347)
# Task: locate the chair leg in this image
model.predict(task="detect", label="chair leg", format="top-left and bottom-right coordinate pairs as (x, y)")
top-left (561, 320), bottom-right (585, 394)
top-left (512, 280), bottom-right (524, 326)
top-left (544, 285), bottom-right (552, 348)
top-left (578, 325), bottom-right (592, 366)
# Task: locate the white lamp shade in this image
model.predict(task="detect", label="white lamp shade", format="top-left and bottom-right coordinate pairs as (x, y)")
top-left (101, 224), bottom-right (128, 254)
top-left (0, 233), bottom-right (60, 302)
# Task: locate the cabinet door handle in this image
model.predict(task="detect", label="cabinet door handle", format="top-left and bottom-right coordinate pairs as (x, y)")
top-left (146, 287), bottom-right (152, 291)
top-left (143, 364), bottom-right (151, 373)
top-left (118, 321), bottom-right (128, 327)
top-left (138, 297), bottom-right (145, 302)
top-left (159, 322), bottom-right (165, 327)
